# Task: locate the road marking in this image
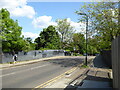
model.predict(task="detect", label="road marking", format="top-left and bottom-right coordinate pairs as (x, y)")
top-left (0, 56), bottom-right (68, 70)
top-left (0, 64), bottom-right (27, 70)
top-left (0, 61), bottom-right (45, 70)
top-left (0, 72), bottom-right (15, 77)
top-left (0, 64), bottom-right (50, 77)
top-left (33, 67), bottom-right (77, 89)
top-left (33, 63), bottom-right (84, 89)
top-left (30, 64), bottom-right (49, 70)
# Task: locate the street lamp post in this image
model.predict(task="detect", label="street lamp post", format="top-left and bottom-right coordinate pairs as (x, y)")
top-left (78, 12), bottom-right (88, 66)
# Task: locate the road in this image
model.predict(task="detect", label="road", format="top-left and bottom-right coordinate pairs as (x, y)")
top-left (2, 56), bottom-right (86, 88)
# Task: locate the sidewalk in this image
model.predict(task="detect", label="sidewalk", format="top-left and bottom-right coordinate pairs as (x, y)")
top-left (45, 68), bottom-right (87, 88)
top-left (67, 55), bottom-right (113, 89)
top-left (44, 67), bottom-right (112, 89)
top-left (43, 55), bottom-right (112, 89)
top-left (77, 68), bottom-right (112, 88)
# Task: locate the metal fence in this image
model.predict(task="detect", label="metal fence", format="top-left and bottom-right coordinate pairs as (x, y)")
top-left (1, 50), bottom-right (65, 63)
top-left (112, 36), bottom-right (120, 89)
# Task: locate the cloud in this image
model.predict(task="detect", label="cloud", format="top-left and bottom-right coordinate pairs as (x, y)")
top-left (11, 5), bottom-right (35, 18)
top-left (0, 0), bottom-right (35, 18)
top-left (32, 16), bottom-right (86, 33)
top-left (22, 32), bottom-right (39, 41)
top-left (67, 18), bottom-right (86, 33)
top-left (32, 16), bottom-right (57, 28)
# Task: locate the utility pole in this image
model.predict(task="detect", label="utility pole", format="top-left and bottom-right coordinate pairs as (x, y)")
top-left (78, 12), bottom-right (88, 66)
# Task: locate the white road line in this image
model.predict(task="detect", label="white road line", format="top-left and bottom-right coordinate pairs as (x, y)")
top-left (30, 64), bottom-right (48, 70)
top-left (0, 60), bottom-right (46, 70)
top-left (0, 72), bottom-right (15, 77)
top-left (0, 64), bottom-right (28, 70)
top-left (0, 64), bottom-right (50, 77)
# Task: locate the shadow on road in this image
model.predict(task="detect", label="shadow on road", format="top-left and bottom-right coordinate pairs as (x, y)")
top-left (44, 57), bottom-right (84, 68)
top-left (65, 74), bottom-right (112, 89)
top-left (85, 75), bottom-right (112, 82)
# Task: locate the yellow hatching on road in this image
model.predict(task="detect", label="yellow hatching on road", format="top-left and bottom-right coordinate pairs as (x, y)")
top-left (32, 61), bottom-right (86, 89)
top-left (33, 67), bottom-right (77, 89)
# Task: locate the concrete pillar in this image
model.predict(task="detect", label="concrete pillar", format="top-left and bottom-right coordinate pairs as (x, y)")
top-left (112, 36), bottom-right (120, 90)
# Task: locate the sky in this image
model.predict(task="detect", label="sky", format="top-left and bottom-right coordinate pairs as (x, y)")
top-left (2, 0), bottom-right (112, 41)
top-left (1, 0), bottom-right (93, 41)
top-left (0, 0), bottom-right (118, 40)
top-left (16, 2), bottom-right (87, 36)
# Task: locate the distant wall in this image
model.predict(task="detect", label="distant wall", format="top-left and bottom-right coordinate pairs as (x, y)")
top-left (101, 50), bottom-right (112, 68)
top-left (112, 36), bottom-right (120, 89)
top-left (1, 50), bottom-right (65, 63)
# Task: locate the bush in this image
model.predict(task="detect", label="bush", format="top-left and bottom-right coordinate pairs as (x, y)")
top-left (9, 62), bottom-right (14, 64)
top-left (81, 65), bottom-right (88, 68)
top-left (73, 53), bottom-right (83, 56)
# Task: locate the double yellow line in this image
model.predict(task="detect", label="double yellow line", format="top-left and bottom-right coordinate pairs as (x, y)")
top-left (33, 67), bottom-right (77, 89)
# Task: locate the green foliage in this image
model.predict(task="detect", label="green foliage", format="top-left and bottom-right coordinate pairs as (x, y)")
top-left (87, 36), bottom-right (100, 55)
top-left (1, 8), bottom-right (23, 52)
top-left (22, 40), bottom-right (31, 52)
top-left (81, 65), bottom-right (89, 68)
top-left (24, 37), bottom-right (35, 51)
top-left (9, 62), bottom-right (14, 64)
top-left (87, 45), bottom-right (98, 55)
top-left (72, 33), bottom-right (85, 54)
top-left (34, 25), bottom-right (60, 50)
top-left (76, 2), bottom-right (119, 50)
top-left (39, 48), bottom-right (52, 51)
top-left (56, 18), bottom-right (75, 49)
top-left (73, 53), bottom-right (79, 56)
top-left (65, 49), bottom-right (71, 52)
top-left (25, 37), bottom-right (32, 44)
top-left (1, 8), bottom-right (33, 53)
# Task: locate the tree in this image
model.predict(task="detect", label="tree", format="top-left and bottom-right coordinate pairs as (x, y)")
top-left (76, 2), bottom-right (119, 50)
top-left (25, 37), bottom-right (32, 44)
top-left (34, 25), bottom-right (60, 50)
top-left (0, 8), bottom-right (30, 53)
top-left (56, 19), bottom-right (75, 49)
top-left (24, 37), bottom-right (35, 51)
top-left (34, 37), bottom-right (41, 50)
top-left (72, 33), bottom-right (85, 54)
top-left (87, 36), bottom-right (100, 55)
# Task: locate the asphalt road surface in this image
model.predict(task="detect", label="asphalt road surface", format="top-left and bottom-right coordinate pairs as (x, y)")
top-left (2, 56), bottom-right (86, 88)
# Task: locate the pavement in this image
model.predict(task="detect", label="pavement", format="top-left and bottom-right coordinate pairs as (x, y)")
top-left (76, 68), bottom-right (112, 89)
top-left (1, 56), bottom-right (94, 88)
top-left (41, 55), bottom-right (113, 89)
top-left (0, 55), bottom-right (112, 89)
